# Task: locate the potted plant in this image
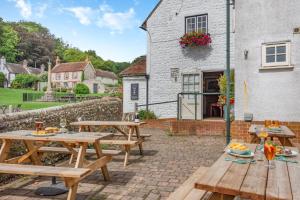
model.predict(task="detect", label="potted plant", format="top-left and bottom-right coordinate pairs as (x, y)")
top-left (218, 70), bottom-right (235, 121)
top-left (179, 31), bottom-right (212, 48)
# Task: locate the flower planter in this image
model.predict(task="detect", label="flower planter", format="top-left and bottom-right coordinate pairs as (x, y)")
top-left (179, 32), bottom-right (212, 48)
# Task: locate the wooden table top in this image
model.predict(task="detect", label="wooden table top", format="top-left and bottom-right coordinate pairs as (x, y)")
top-left (0, 130), bottom-right (113, 143)
top-left (195, 144), bottom-right (300, 200)
top-left (70, 121), bottom-right (146, 127)
top-left (249, 124), bottom-right (296, 138)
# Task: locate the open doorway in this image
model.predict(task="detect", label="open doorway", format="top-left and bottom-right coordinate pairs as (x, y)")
top-left (202, 71), bottom-right (224, 119)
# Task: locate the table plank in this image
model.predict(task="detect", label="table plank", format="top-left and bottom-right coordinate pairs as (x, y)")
top-left (266, 160), bottom-right (292, 200)
top-left (215, 145), bottom-right (256, 196)
top-left (0, 131), bottom-right (112, 143)
top-left (287, 147), bottom-right (300, 200)
top-left (70, 121), bottom-right (145, 127)
top-left (249, 125), bottom-right (296, 138)
top-left (240, 147), bottom-right (268, 200)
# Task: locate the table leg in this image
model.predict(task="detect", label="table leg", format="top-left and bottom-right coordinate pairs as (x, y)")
top-left (135, 126), bottom-right (143, 155)
top-left (75, 143), bottom-right (87, 168)
top-left (94, 141), bottom-right (110, 181)
top-left (124, 145), bottom-right (130, 167)
top-left (66, 182), bottom-right (78, 200)
top-left (0, 139), bottom-right (11, 162)
top-left (278, 137), bottom-right (294, 147)
top-left (24, 141), bottom-right (42, 165)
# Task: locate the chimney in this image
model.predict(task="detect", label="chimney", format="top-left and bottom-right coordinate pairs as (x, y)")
top-left (41, 64), bottom-right (45, 73)
top-left (0, 56), bottom-right (6, 67)
top-left (56, 56), bottom-right (61, 65)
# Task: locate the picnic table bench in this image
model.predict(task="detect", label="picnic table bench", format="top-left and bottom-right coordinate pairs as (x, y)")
top-left (194, 143), bottom-right (300, 200)
top-left (0, 130), bottom-right (113, 200)
top-left (70, 121), bottom-right (150, 166)
top-left (249, 124), bottom-right (296, 146)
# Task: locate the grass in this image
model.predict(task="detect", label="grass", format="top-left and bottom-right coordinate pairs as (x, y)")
top-left (0, 88), bottom-right (65, 111)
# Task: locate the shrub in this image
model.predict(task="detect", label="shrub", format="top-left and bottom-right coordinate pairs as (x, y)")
top-left (55, 88), bottom-right (68, 93)
top-left (11, 74), bottom-right (39, 89)
top-left (218, 70), bottom-right (235, 105)
top-left (74, 83), bottom-right (90, 94)
top-left (42, 86), bottom-right (47, 92)
top-left (0, 72), bottom-right (5, 87)
top-left (138, 110), bottom-right (157, 120)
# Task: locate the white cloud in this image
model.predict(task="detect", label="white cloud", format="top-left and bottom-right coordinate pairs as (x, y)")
top-left (36, 4), bottom-right (48, 18)
top-left (97, 3), bottom-right (138, 34)
top-left (11, 0), bottom-right (32, 19)
top-left (65, 7), bottom-right (93, 25)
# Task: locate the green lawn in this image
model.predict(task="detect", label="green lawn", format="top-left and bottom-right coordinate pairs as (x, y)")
top-left (0, 88), bottom-right (65, 110)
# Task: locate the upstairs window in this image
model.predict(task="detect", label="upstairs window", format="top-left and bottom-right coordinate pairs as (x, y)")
top-left (55, 73), bottom-right (61, 80)
top-left (186, 14), bottom-right (208, 34)
top-left (72, 72), bottom-right (78, 79)
top-left (64, 72), bottom-right (69, 80)
top-left (262, 42), bottom-right (290, 67)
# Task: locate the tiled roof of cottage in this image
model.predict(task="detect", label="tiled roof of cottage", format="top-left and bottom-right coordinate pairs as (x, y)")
top-left (52, 62), bottom-right (88, 73)
top-left (96, 69), bottom-right (118, 80)
top-left (120, 58), bottom-right (146, 77)
top-left (27, 67), bottom-right (42, 75)
top-left (6, 63), bottom-right (28, 74)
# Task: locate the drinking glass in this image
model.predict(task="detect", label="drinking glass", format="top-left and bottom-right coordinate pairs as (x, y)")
top-left (34, 118), bottom-right (43, 131)
top-left (264, 141), bottom-right (276, 169)
top-left (60, 118), bottom-right (67, 133)
top-left (257, 129), bottom-right (268, 161)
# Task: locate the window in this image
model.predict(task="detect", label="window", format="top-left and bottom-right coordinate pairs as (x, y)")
top-left (55, 73), bottom-right (61, 80)
top-left (72, 72), bottom-right (78, 79)
top-left (182, 74), bottom-right (200, 99)
top-left (262, 42), bottom-right (290, 67)
top-left (186, 14), bottom-right (208, 34)
top-left (131, 83), bottom-right (139, 100)
top-left (64, 72), bottom-right (69, 80)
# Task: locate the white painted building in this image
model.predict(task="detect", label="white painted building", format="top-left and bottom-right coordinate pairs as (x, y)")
top-left (120, 58), bottom-right (147, 113)
top-left (234, 0), bottom-right (300, 122)
top-left (138, 0), bottom-right (234, 119)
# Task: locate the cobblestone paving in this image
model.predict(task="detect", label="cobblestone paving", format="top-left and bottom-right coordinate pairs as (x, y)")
top-left (0, 128), bottom-right (226, 200)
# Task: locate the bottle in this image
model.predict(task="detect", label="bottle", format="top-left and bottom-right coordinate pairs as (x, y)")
top-left (134, 112), bottom-right (140, 123)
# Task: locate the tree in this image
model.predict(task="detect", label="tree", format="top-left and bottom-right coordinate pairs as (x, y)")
top-left (0, 23), bottom-right (20, 62)
top-left (62, 48), bottom-right (86, 62)
top-left (0, 72), bottom-right (5, 87)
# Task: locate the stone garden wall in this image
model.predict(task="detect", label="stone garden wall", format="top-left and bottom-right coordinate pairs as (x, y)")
top-left (0, 97), bottom-right (122, 132)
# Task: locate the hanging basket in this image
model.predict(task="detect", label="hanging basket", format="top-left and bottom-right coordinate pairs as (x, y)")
top-left (179, 32), bottom-right (212, 48)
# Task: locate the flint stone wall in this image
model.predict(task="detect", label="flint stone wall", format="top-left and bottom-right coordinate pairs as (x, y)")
top-left (0, 97), bottom-right (122, 132)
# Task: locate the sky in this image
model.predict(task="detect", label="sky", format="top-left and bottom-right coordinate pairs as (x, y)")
top-left (0, 0), bottom-right (159, 62)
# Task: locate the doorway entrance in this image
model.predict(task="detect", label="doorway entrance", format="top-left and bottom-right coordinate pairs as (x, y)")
top-left (202, 71), bottom-right (223, 119)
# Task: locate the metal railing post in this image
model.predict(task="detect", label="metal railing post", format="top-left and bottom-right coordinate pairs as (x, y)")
top-left (194, 93), bottom-right (197, 120)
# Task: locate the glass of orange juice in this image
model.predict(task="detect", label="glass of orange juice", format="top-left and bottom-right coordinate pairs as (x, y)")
top-left (264, 141), bottom-right (276, 169)
top-left (264, 120), bottom-right (272, 128)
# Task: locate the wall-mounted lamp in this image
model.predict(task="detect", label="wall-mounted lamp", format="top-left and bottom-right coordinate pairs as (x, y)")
top-left (244, 50), bottom-right (249, 60)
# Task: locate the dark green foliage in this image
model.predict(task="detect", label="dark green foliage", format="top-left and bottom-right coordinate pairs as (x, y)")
top-left (11, 74), bottom-right (39, 89)
top-left (0, 72), bottom-right (5, 87)
top-left (138, 110), bottom-right (157, 120)
top-left (39, 72), bottom-right (48, 82)
top-left (74, 83), bottom-right (90, 94)
top-left (0, 22), bottom-right (20, 62)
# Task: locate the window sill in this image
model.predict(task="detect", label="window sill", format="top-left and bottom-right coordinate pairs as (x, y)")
top-left (259, 65), bottom-right (294, 71)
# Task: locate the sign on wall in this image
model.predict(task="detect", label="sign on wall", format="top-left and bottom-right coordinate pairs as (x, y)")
top-left (131, 83), bottom-right (139, 100)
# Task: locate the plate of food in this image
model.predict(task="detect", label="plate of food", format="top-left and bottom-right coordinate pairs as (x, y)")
top-left (276, 146), bottom-right (298, 157)
top-left (227, 143), bottom-right (254, 158)
top-left (45, 127), bottom-right (60, 133)
top-left (31, 130), bottom-right (56, 137)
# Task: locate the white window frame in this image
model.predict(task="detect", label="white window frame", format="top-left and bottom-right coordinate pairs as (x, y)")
top-left (185, 14), bottom-right (208, 34)
top-left (262, 42), bottom-right (291, 68)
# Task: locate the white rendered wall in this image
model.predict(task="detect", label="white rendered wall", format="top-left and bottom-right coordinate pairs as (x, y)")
top-left (234, 0), bottom-right (300, 121)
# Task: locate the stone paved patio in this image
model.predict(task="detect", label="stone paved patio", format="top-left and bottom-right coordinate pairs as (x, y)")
top-left (0, 128), bottom-right (226, 200)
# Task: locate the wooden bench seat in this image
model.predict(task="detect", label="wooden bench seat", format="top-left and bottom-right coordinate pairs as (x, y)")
top-left (100, 139), bottom-right (140, 146)
top-left (0, 163), bottom-right (90, 178)
top-left (38, 147), bottom-right (122, 156)
top-left (113, 133), bottom-right (152, 138)
top-left (167, 167), bottom-right (213, 200)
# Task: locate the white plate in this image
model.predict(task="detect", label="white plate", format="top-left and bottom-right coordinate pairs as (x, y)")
top-left (30, 133), bottom-right (56, 137)
top-left (226, 149), bottom-right (255, 158)
top-left (276, 150), bottom-right (298, 157)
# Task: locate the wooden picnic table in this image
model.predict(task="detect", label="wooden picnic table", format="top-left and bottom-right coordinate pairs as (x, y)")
top-left (249, 124), bottom-right (296, 146)
top-left (70, 121), bottom-right (147, 166)
top-left (195, 143), bottom-right (300, 200)
top-left (0, 130), bottom-right (113, 200)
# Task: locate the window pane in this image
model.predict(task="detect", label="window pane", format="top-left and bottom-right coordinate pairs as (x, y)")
top-left (266, 55), bottom-right (275, 63)
top-left (266, 47), bottom-right (275, 55)
top-left (194, 75), bottom-right (199, 83)
top-left (188, 75), bottom-right (194, 83)
top-left (189, 84), bottom-right (194, 92)
top-left (276, 54), bottom-right (286, 62)
top-left (276, 46), bottom-right (286, 54)
top-left (186, 17), bottom-right (196, 33)
top-left (194, 84), bottom-right (199, 92)
top-left (183, 85), bottom-right (188, 92)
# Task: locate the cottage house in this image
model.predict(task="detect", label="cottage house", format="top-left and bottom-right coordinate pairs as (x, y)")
top-left (51, 57), bottom-right (118, 93)
top-left (120, 58), bottom-right (147, 112)
top-left (122, 0), bottom-right (234, 119)
top-left (0, 56), bottom-right (44, 87)
top-left (95, 69), bottom-right (118, 85)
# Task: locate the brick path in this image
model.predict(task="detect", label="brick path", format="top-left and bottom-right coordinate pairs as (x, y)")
top-left (0, 128), bottom-right (226, 200)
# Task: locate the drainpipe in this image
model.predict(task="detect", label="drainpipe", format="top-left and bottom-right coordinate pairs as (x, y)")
top-left (145, 75), bottom-right (149, 111)
top-left (225, 0), bottom-right (231, 145)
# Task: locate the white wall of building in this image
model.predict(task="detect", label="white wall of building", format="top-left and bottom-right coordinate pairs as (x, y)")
top-left (235, 0), bottom-right (300, 121)
top-left (146, 0), bottom-right (234, 118)
top-left (123, 76), bottom-right (146, 113)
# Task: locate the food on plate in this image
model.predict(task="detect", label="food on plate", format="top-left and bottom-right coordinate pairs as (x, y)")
top-left (32, 130), bottom-right (47, 135)
top-left (258, 131), bottom-right (268, 138)
top-left (45, 127), bottom-right (59, 133)
top-left (276, 146), bottom-right (292, 156)
top-left (229, 143), bottom-right (250, 155)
